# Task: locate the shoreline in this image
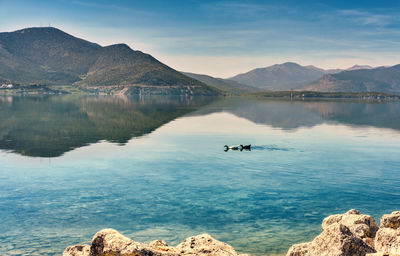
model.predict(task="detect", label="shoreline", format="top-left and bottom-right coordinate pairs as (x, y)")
top-left (64, 210), bottom-right (400, 256)
top-left (1, 87), bottom-right (399, 102)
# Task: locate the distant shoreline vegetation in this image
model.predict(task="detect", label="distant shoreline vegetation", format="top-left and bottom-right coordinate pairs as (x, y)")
top-left (248, 91), bottom-right (400, 100)
top-left (1, 85), bottom-right (399, 101)
top-left (0, 84), bottom-right (221, 96)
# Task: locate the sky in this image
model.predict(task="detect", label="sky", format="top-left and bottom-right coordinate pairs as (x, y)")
top-left (0, 0), bottom-right (399, 77)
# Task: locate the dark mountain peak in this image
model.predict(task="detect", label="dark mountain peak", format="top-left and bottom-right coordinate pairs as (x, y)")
top-left (272, 62), bottom-right (307, 71)
top-left (104, 43), bottom-right (131, 50)
top-left (98, 43), bottom-right (156, 65)
top-left (15, 26), bottom-right (64, 34)
top-left (280, 62), bottom-right (301, 67)
top-left (0, 27), bottom-right (102, 84)
top-left (266, 62), bottom-right (301, 70)
top-left (247, 62), bottom-right (302, 73)
top-left (4, 27), bottom-right (99, 47)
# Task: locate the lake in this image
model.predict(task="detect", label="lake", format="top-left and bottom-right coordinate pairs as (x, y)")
top-left (0, 95), bottom-right (400, 256)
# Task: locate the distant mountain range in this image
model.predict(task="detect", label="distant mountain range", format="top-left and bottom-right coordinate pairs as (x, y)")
top-left (228, 62), bottom-right (400, 94)
top-left (346, 65), bottom-right (374, 71)
top-left (1, 27), bottom-right (399, 95)
top-left (0, 27), bottom-right (218, 95)
top-left (306, 65), bottom-right (400, 94)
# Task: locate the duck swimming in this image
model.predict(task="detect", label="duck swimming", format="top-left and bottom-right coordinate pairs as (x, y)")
top-left (240, 144), bottom-right (251, 151)
top-left (224, 144), bottom-right (251, 151)
top-left (224, 145), bottom-right (240, 151)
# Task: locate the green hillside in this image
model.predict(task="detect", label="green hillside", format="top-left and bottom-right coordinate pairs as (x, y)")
top-left (0, 27), bottom-right (218, 95)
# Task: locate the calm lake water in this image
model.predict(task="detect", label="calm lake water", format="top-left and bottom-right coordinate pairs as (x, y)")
top-left (1, 95), bottom-right (400, 256)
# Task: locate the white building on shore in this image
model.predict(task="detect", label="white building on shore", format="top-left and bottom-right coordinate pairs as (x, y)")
top-left (0, 84), bottom-right (13, 89)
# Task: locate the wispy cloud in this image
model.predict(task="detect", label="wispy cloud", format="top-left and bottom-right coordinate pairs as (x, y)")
top-left (69, 0), bottom-right (154, 17)
top-left (338, 9), bottom-right (398, 26)
top-left (202, 1), bottom-right (296, 21)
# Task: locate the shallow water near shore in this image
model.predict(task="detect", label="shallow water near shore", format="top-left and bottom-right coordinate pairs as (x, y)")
top-left (1, 95), bottom-right (400, 256)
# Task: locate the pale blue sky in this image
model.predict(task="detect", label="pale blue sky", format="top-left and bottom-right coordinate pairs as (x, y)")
top-left (0, 0), bottom-right (399, 77)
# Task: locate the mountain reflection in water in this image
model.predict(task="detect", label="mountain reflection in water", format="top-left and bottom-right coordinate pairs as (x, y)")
top-left (0, 95), bottom-right (213, 157)
top-left (0, 96), bottom-right (399, 157)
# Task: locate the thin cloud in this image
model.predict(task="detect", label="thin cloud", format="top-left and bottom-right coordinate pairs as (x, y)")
top-left (338, 9), bottom-right (397, 26)
top-left (202, 1), bottom-right (295, 19)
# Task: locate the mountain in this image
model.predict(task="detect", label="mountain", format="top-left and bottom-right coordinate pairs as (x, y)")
top-left (182, 72), bottom-right (261, 95)
top-left (305, 65), bottom-right (343, 74)
top-left (305, 65), bottom-right (400, 94)
top-left (0, 27), bottom-right (218, 95)
top-left (346, 65), bottom-right (373, 71)
top-left (229, 62), bottom-right (328, 91)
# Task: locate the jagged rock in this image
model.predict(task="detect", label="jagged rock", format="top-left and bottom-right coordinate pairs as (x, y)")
top-left (62, 245), bottom-right (90, 256)
top-left (90, 229), bottom-right (139, 255)
top-left (63, 229), bottom-right (247, 256)
top-left (322, 209), bottom-right (379, 239)
top-left (380, 211), bottom-right (400, 229)
top-left (287, 242), bottom-right (310, 256)
top-left (374, 228), bottom-right (400, 255)
top-left (176, 233), bottom-right (249, 256)
top-left (149, 240), bottom-right (169, 248)
top-left (287, 223), bottom-right (375, 256)
top-left (89, 229), bottom-right (177, 256)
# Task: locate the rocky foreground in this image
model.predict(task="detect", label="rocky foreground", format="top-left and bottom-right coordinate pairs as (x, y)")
top-left (64, 210), bottom-right (400, 256)
top-left (63, 229), bottom-right (249, 256)
top-left (287, 209), bottom-right (400, 256)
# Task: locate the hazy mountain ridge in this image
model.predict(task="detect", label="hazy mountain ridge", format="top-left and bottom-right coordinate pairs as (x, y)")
top-left (229, 62), bottom-right (330, 90)
top-left (182, 72), bottom-right (260, 95)
top-left (346, 65), bottom-right (374, 71)
top-left (0, 27), bottom-right (218, 95)
top-left (228, 62), bottom-right (400, 94)
top-left (305, 65), bottom-right (400, 94)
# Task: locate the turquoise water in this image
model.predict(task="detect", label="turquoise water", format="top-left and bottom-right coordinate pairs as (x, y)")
top-left (1, 96), bottom-right (400, 256)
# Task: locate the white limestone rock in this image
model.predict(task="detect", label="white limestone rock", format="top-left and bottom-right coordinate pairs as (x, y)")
top-left (380, 211), bottom-right (400, 229)
top-left (322, 209), bottom-right (379, 239)
top-left (374, 228), bottom-right (400, 255)
top-left (287, 223), bottom-right (375, 256)
top-left (64, 229), bottom-right (247, 256)
top-left (176, 233), bottom-right (249, 256)
top-left (62, 244), bottom-right (90, 256)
